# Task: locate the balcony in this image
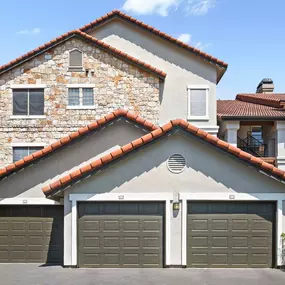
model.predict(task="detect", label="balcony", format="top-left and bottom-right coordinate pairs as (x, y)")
top-left (237, 130), bottom-right (276, 165)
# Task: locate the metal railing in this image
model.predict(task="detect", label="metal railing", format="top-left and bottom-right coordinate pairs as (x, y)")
top-left (237, 134), bottom-right (275, 157)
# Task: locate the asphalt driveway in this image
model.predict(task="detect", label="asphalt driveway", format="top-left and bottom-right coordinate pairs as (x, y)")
top-left (0, 264), bottom-right (285, 285)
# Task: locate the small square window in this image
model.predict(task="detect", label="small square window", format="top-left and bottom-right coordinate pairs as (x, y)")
top-left (68, 87), bottom-right (94, 108)
top-left (13, 146), bottom-right (44, 162)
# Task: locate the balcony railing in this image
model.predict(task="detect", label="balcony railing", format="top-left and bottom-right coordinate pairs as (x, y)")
top-left (237, 135), bottom-right (275, 158)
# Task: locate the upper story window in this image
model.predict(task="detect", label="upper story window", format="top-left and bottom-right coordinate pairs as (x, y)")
top-left (13, 88), bottom-right (44, 117)
top-left (13, 146), bottom-right (44, 162)
top-left (67, 85), bottom-right (95, 109)
top-left (69, 49), bottom-right (83, 71)
top-left (187, 85), bottom-right (209, 120)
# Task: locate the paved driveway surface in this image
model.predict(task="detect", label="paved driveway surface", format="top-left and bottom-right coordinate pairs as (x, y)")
top-left (0, 265), bottom-right (285, 285)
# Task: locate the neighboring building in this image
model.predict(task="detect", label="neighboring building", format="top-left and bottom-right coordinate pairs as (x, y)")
top-left (217, 78), bottom-right (285, 169)
top-left (0, 10), bottom-right (285, 270)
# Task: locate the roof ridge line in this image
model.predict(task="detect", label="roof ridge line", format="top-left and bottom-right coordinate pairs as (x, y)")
top-left (0, 110), bottom-right (158, 178)
top-left (78, 9), bottom-right (228, 70)
top-left (0, 30), bottom-right (166, 78)
top-left (42, 119), bottom-right (285, 196)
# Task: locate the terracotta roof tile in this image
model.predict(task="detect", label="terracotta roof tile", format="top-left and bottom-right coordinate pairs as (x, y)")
top-left (0, 30), bottom-right (166, 79)
top-left (42, 120), bottom-right (285, 196)
top-left (0, 110), bottom-right (158, 179)
top-left (236, 93), bottom-right (285, 108)
top-left (217, 99), bottom-right (285, 119)
top-left (79, 10), bottom-right (228, 71)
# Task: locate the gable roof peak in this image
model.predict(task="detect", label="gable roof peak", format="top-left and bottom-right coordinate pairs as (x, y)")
top-left (0, 29), bottom-right (166, 78)
top-left (79, 10), bottom-right (228, 74)
top-left (42, 119), bottom-right (285, 197)
top-left (0, 110), bottom-right (158, 179)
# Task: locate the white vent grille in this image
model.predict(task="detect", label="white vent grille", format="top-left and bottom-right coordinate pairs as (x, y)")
top-left (167, 154), bottom-right (186, 174)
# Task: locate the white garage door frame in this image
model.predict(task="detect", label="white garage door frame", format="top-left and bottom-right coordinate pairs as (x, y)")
top-left (69, 193), bottom-right (173, 267)
top-left (180, 192), bottom-right (285, 267)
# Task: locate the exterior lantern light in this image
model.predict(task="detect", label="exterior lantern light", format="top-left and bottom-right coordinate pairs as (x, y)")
top-left (173, 202), bottom-right (180, 210)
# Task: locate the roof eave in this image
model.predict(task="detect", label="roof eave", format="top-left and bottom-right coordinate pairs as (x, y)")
top-left (218, 115), bottom-right (285, 121)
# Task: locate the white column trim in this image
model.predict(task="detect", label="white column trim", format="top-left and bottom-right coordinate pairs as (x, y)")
top-left (0, 198), bottom-right (61, 205)
top-left (71, 199), bottom-right (77, 266)
top-left (179, 192), bottom-right (285, 267)
top-left (277, 199), bottom-right (283, 266)
top-left (69, 192), bottom-right (173, 267)
top-left (165, 200), bottom-right (171, 265)
top-left (181, 199), bottom-right (187, 266)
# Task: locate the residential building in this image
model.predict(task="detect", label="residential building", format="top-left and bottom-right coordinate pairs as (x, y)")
top-left (217, 78), bottom-right (285, 169)
top-left (0, 10), bottom-right (285, 269)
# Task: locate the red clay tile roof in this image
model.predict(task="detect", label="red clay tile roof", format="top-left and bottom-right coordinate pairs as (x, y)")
top-left (217, 100), bottom-right (285, 119)
top-left (0, 110), bottom-right (158, 178)
top-left (0, 30), bottom-right (166, 79)
top-left (42, 119), bottom-right (285, 197)
top-left (236, 93), bottom-right (285, 108)
top-left (217, 93), bottom-right (285, 120)
top-left (79, 10), bottom-right (227, 80)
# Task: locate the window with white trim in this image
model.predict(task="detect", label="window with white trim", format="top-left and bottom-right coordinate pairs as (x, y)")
top-left (13, 146), bottom-right (44, 162)
top-left (68, 88), bottom-right (94, 107)
top-left (187, 86), bottom-right (209, 120)
top-left (13, 89), bottom-right (44, 116)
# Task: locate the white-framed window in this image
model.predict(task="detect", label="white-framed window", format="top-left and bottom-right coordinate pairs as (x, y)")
top-left (12, 146), bottom-right (44, 162)
top-left (68, 49), bottom-right (83, 71)
top-left (187, 85), bottom-right (209, 120)
top-left (67, 85), bottom-right (95, 109)
top-left (12, 87), bottom-right (45, 117)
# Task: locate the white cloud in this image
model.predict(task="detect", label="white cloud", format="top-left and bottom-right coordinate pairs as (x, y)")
top-left (186, 0), bottom-right (216, 16)
top-left (177, 33), bottom-right (191, 44)
top-left (195, 41), bottom-right (212, 50)
top-left (122, 0), bottom-right (216, 16)
top-left (17, 28), bottom-right (41, 35)
top-left (122, 0), bottom-right (182, 16)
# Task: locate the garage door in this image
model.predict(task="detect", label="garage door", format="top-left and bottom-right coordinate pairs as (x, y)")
top-left (187, 202), bottom-right (275, 268)
top-left (78, 202), bottom-right (164, 268)
top-left (0, 205), bottom-right (63, 264)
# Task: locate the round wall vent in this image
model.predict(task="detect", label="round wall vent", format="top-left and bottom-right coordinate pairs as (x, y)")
top-left (167, 154), bottom-right (186, 174)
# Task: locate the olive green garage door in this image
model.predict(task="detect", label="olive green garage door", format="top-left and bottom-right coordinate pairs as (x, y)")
top-left (78, 202), bottom-right (165, 268)
top-left (187, 202), bottom-right (275, 268)
top-left (0, 205), bottom-right (63, 264)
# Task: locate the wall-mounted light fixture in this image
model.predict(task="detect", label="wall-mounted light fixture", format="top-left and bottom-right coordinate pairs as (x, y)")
top-left (173, 202), bottom-right (180, 210)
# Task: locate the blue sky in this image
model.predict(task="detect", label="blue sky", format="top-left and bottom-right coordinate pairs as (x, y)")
top-left (1, 0), bottom-right (284, 99)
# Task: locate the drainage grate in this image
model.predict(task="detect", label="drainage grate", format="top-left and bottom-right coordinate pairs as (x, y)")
top-left (167, 154), bottom-right (186, 174)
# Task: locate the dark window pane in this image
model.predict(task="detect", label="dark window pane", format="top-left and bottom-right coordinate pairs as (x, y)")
top-left (69, 50), bottom-right (82, 67)
top-left (13, 147), bottom-right (29, 162)
top-left (68, 88), bottom-right (80, 106)
top-left (82, 88), bottom-right (94, 106)
top-left (13, 89), bottom-right (28, 115)
top-left (29, 89), bottom-right (44, 115)
top-left (28, 147), bottom-right (44, 155)
top-left (13, 146), bottom-right (44, 162)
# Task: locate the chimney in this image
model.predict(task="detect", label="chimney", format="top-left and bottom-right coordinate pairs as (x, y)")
top-left (256, 78), bottom-right (274, 93)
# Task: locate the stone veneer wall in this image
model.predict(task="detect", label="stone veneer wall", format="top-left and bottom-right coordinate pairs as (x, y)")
top-left (0, 37), bottom-right (160, 167)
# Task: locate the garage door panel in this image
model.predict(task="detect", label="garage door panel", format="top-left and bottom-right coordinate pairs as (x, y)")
top-left (187, 202), bottom-right (275, 268)
top-left (0, 206), bottom-right (63, 264)
top-left (78, 202), bottom-right (164, 268)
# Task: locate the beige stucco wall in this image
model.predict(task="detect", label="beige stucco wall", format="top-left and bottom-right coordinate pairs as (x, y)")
top-left (0, 119), bottom-right (147, 199)
top-left (0, 37), bottom-right (159, 167)
top-left (64, 130), bottom-right (285, 266)
top-left (88, 19), bottom-right (218, 128)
